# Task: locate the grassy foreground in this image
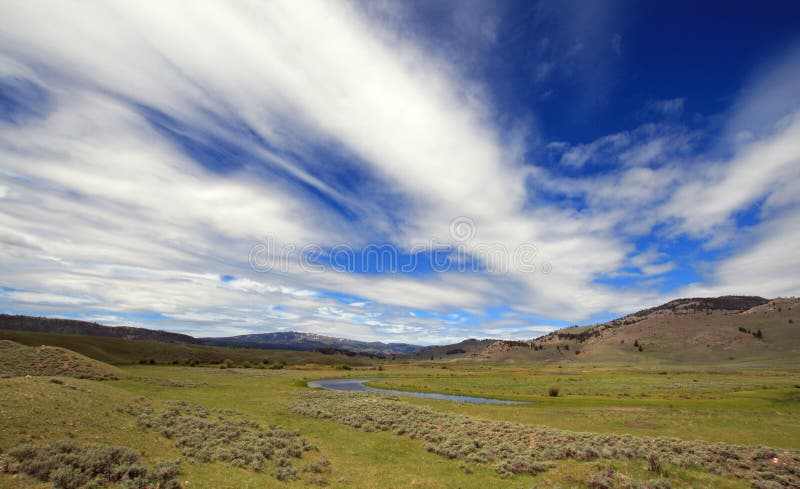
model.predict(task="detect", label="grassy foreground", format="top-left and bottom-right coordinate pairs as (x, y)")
top-left (1, 362), bottom-right (799, 488)
top-left (366, 366), bottom-right (800, 448)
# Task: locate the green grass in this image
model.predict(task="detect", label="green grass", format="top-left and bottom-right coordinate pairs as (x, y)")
top-left (364, 367), bottom-right (800, 448)
top-left (2, 362), bottom-right (799, 488)
top-left (291, 390), bottom-right (781, 487)
top-left (2, 368), bottom-right (525, 488)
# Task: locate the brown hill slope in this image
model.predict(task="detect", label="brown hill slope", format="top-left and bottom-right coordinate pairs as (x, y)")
top-left (405, 338), bottom-right (496, 360)
top-left (0, 314), bottom-right (196, 343)
top-left (0, 340), bottom-right (121, 379)
top-left (476, 296), bottom-right (800, 367)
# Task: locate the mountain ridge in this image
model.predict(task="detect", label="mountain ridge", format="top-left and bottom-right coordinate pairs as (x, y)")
top-left (3, 295), bottom-right (794, 361)
top-left (0, 314), bottom-right (197, 344)
top-left (0, 315), bottom-right (424, 355)
top-left (198, 331), bottom-right (422, 355)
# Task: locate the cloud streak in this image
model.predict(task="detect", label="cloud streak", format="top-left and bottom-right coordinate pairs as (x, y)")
top-left (1, 1), bottom-right (799, 343)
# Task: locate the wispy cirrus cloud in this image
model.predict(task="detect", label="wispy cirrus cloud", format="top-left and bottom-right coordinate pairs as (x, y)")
top-left (647, 97), bottom-right (686, 116)
top-left (1, 1), bottom-right (799, 343)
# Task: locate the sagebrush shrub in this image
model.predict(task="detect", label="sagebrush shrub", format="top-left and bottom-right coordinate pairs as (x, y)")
top-left (2, 440), bottom-right (180, 489)
top-left (126, 400), bottom-right (328, 483)
top-left (290, 391), bottom-right (800, 487)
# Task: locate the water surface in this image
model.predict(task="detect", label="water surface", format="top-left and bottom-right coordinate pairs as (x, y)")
top-left (307, 378), bottom-right (527, 405)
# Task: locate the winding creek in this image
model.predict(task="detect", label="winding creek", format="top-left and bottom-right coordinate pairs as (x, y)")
top-left (307, 378), bottom-right (528, 405)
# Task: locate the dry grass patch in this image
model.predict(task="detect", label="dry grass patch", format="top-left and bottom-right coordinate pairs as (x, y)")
top-left (0, 341), bottom-right (120, 380)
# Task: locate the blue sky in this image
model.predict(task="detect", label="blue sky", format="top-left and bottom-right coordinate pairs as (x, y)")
top-left (1, 1), bottom-right (799, 344)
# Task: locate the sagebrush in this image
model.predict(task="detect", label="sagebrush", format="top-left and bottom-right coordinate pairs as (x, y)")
top-left (291, 390), bottom-right (800, 487)
top-left (125, 400), bottom-right (330, 482)
top-left (0, 440), bottom-right (180, 489)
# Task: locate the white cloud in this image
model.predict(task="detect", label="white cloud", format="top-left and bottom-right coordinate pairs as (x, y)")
top-left (679, 209), bottom-right (800, 298)
top-left (627, 249), bottom-right (676, 277)
top-left (554, 123), bottom-right (691, 169)
top-left (727, 43), bottom-right (800, 143)
top-left (6, 291), bottom-right (94, 306)
top-left (662, 112), bottom-right (800, 238)
top-left (1, 1), bottom-right (799, 344)
top-left (0, 0), bottom-right (646, 333)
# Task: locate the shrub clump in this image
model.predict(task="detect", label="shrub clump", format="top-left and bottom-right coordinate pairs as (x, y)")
top-left (126, 400), bottom-right (323, 482)
top-left (588, 464), bottom-right (672, 489)
top-left (0, 440), bottom-right (180, 489)
top-left (290, 391), bottom-right (800, 487)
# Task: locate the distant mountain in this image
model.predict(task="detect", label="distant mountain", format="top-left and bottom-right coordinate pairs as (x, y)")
top-left (0, 314), bottom-right (197, 344)
top-left (4, 294), bottom-right (794, 364)
top-left (0, 315), bottom-right (423, 356)
top-left (199, 332), bottom-right (423, 355)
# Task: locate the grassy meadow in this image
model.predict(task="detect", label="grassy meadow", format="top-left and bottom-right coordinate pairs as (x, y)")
top-left (2, 359), bottom-right (799, 488)
top-left (366, 366), bottom-right (800, 448)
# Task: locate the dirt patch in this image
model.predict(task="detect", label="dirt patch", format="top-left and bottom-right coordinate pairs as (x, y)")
top-left (626, 420), bottom-right (657, 428)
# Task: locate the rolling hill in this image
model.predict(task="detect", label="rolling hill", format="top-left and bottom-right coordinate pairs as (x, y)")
top-left (0, 314), bottom-right (196, 343)
top-left (0, 339), bottom-right (121, 379)
top-left (0, 315), bottom-right (422, 355)
top-left (404, 338), bottom-right (497, 360)
top-left (0, 329), bottom-right (376, 367)
top-left (471, 296), bottom-right (800, 366)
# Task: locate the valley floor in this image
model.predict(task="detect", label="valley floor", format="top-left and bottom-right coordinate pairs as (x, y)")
top-left (1, 363), bottom-right (799, 488)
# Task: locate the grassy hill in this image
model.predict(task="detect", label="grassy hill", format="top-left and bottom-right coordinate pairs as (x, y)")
top-left (0, 340), bottom-right (121, 379)
top-left (465, 297), bottom-right (800, 367)
top-left (405, 338), bottom-right (496, 361)
top-left (0, 330), bottom-right (375, 367)
top-left (0, 314), bottom-right (421, 356)
top-left (0, 314), bottom-right (196, 343)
